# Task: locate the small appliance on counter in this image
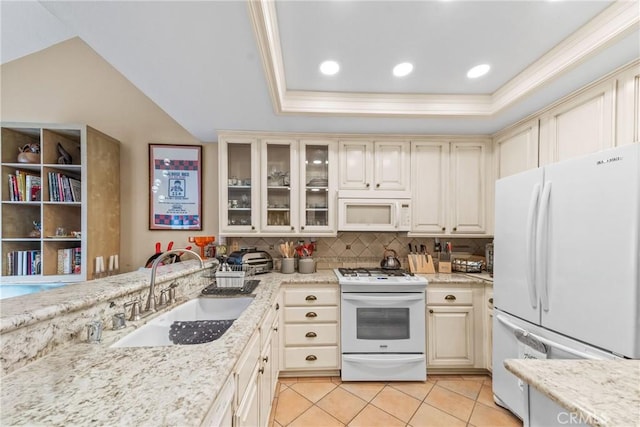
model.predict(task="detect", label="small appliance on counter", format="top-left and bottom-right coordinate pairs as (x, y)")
top-left (225, 247), bottom-right (273, 274)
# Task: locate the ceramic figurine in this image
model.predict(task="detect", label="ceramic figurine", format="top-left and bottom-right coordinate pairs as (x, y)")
top-left (57, 142), bottom-right (72, 164)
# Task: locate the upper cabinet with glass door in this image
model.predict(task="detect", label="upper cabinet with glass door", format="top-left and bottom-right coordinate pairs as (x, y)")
top-left (219, 136), bottom-right (260, 234)
top-left (299, 140), bottom-right (337, 235)
top-left (261, 139), bottom-right (298, 234)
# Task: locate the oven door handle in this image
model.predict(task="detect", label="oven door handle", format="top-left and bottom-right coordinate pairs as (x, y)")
top-left (342, 294), bottom-right (424, 303)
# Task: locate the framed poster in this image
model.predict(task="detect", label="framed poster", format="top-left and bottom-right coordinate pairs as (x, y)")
top-left (149, 144), bottom-right (202, 230)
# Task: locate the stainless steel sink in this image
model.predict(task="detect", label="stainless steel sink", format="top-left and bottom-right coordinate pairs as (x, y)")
top-left (111, 296), bottom-right (254, 348)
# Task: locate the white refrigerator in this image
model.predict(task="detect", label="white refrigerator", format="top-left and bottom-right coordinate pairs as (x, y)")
top-left (492, 143), bottom-right (640, 422)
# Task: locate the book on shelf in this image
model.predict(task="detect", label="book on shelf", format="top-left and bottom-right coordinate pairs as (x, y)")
top-left (47, 172), bottom-right (80, 202)
top-left (57, 247), bottom-right (81, 275)
top-left (6, 250), bottom-right (41, 276)
top-left (7, 171), bottom-right (40, 202)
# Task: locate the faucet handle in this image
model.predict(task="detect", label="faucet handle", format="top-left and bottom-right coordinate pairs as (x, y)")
top-left (158, 289), bottom-right (169, 307)
top-left (124, 299), bottom-right (141, 321)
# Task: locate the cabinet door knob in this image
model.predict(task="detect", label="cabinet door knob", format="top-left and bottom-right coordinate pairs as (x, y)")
top-left (273, 327), bottom-right (278, 332)
top-left (275, 303), bottom-right (280, 310)
top-left (305, 331), bottom-right (317, 338)
top-left (301, 226), bottom-right (305, 230)
top-left (305, 295), bottom-right (317, 301)
top-left (366, 183), bottom-right (370, 188)
top-left (444, 294), bottom-right (457, 301)
top-left (263, 356), bottom-right (269, 363)
top-left (429, 309), bottom-right (434, 314)
top-left (259, 367), bottom-right (265, 374)
top-left (305, 312), bottom-right (317, 318)
top-left (453, 227), bottom-right (457, 232)
top-left (489, 298), bottom-right (493, 304)
top-left (251, 225), bottom-right (255, 230)
top-left (376, 183), bottom-right (380, 188)
top-left (442, 227), bottom-right (446, 232)
top-left (291, 226), bottom-right (294, 231)
top-left (305, 355), bottom-right (317, 361)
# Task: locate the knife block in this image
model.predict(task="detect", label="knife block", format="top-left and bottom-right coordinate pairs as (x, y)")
top-left (438, 253), bottom-right (452, 274)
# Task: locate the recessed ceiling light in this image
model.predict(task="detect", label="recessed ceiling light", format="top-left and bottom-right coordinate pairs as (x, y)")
top-left (393, 62), bottom-right (414, 77)
top-left (467, 64), bottom-right (490, 79)
top-left (320, 60), bottom-right (340, 76)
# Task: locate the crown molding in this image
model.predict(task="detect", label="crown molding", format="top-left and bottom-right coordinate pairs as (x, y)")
top-left (249, 0), bottom-right (639, 118)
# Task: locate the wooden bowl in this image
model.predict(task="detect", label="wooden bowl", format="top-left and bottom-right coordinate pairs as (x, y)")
top-left (17, 152), bottom-right (40, 164)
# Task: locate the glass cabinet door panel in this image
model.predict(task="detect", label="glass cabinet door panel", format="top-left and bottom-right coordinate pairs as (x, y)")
top-left (227, 143), bottom-right (253, 227)
top-left (303, 145), bottom-right (329, 227)
top-left (266, 144), bottom-right (291, 226)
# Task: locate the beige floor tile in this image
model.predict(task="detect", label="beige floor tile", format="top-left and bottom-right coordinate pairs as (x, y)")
top-left (436, 379), bottom-right (483, 400)
top-left (290, 381), bottom-right (337, 403)
top-left (462, 375), bottom-right (491, 382)
top-left (280, 377), bottom-right (298, 385)
top-left (274, 387), bottom-right (313, 426)
top-left (288, 405), bottom-right (345, 427)
top-left (408, 402), bottom-right (467, 427)
top-left (317, 386), bottom-right (368, 424)
top-left (427, 374), bottom-right (464, 381)
top-left (303, 376), bottom-right (335, 382)
top-left (331, 376), bottom-right (343, 385)
top-left (347, 404), bottom-right (406, 427)
top-left (469, 402), bottom-right (523, 427)
top-left (389, 381), bottom-right (434, 401)
top-left (340, 382), bottom-right (386, 402)
top-left (370, 385), bottom-right (422, 423)
top-left (477, 384), bottom-right (499, 408)
top-left (424, 384), bottom-right (475, 422)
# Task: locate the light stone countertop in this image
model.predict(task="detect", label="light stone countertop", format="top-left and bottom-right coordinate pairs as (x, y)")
top-left (504, 359), bottom-right (640, 427)
top-left (0, 268), bottom-right (488, 425)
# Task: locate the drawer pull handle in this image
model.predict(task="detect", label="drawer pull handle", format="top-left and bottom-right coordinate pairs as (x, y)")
top-left (306, 355), bottom-right (317, 361)
top-left (273, 327), bottom-right (278, 332)
top-left (489, 298), bottom-right (493, 304)
top-left (263, 356), bottom-right (269, 363)
top-left (259, 367), bottom-right (264, 374)
top-left (305, 295), bottom-right (317, 301)
top-left (305, 312), bottom-right (317, 318)
top-left (275, 303), bottom-right (280, 310)
top-left (305, 331), bottom-right (317, 338)
top-left (444, 294), bottom-right (457, 301)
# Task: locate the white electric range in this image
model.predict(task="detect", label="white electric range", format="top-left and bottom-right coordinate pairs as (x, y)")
top-left (334, 268), bottom-right (428, 381)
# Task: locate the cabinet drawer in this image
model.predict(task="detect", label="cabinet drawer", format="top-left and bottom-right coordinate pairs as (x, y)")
top-left (284, 324), bottom-right (338, 346)
top-left (235, 330), bottom-right (260, 400)
top-left (427, 289), bottom-right (473, 305)
top-left (284, 346), bottom-right (339, 370)
top-left (284, 306), bottom-right (338, 323)
top-left (284, 288), bottom-right (338, 306)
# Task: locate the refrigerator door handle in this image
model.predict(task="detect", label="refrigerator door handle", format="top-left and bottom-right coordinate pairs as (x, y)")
top-left (496, 314), bottom-right (606, 360)
top-left (536, 181), bottom-right (552, 312)
top-left (526, 183), bottom-right (541, 308)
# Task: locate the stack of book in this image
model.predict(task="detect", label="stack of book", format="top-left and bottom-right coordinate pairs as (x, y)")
top-left (48, 172), bottom-right (81, 202)
top-left (7, 170), bottom-right (41, 202)
top-left (57, 247), bottom-right (81, 274)
top-left (6, 250), bottom-right (41, 276)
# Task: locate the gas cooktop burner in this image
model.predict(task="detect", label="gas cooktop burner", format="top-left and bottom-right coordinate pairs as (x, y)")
top-left (337, 268), bottom-right (414, 277)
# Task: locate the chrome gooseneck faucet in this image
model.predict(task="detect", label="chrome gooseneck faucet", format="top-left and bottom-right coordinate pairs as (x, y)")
top-left (146, 249), bottom-right (204, 313)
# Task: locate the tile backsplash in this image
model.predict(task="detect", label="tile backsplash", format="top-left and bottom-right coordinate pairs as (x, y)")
top-left (225, 232), bottom-right (492, 270)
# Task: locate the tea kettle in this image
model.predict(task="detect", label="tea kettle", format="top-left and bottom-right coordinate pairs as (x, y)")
top-left (380, 249), bottom-right (401, 270)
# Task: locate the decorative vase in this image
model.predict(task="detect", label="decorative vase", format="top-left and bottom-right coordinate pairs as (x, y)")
top-left (17, 152), bottom-right (40, 163)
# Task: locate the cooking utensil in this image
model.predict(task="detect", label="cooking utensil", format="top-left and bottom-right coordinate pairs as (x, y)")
top-left (380, 249), bottom-right (401, 270)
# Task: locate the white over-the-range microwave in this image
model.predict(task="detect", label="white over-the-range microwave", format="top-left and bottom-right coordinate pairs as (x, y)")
top-left (338, 197), bottom-right (411, 231)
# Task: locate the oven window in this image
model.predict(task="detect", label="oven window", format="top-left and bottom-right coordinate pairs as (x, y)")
top-left (356, 308), bottom-right (410, 340)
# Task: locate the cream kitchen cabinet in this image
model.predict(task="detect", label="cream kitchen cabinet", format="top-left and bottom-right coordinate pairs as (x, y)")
top-left (411, 140), bottom-right (491, 236)
top-left (281, 285), bottom-right (340, 376)
top-left (219, 132), bottom-right (338, 236)
top-left (493, 119), bottom-right (539, 179)
top-left (298, 139), bottom-right (338, 235)
top-left (219, 135), bottom-right (260, 234)
top-left (485, 286), bottom-right (494, 372)
top-left (338, 140), bottom-right (410, 194)
top-left (539, 79), bottom-right (616, 167)
top-left (616, 64), bottom-right (640, 146)
top-left (234, 294), bottom-right (281, 427)
top-left (426, 285), bottom-right (485, 372)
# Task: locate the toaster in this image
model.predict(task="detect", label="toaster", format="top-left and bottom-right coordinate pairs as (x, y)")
top-left (226, 248), bottom-right (273, 274)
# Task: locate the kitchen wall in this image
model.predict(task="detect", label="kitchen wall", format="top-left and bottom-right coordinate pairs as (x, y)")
top-left (0, 38), bottom-right (219, 271)
top-left (228, 233), bottom-right (492, 270)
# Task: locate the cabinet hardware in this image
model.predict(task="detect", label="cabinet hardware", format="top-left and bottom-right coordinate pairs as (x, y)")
top-left (489, 298), bottom-right (493, 304)
top-left (259, 367), bottom-right (265, 374)
top-left (305, 295), bottom-right (317, 301)
top-left (376, 183), bottom-right (380, 188)
top-left (453, 227), bottom-right (457, 232)
top-left (291, 226), bottom-right (294, 231)
top-left (263, 356), bottom-right (269, 363)
top-left (305, 332), bottom-right (317, 338)
top-left (429, 309), bottom-right (434, 313)
top-left (305, 312), bottom-right (317, 318)
top-left (305, 355), bottom-right (317, 361)
top-left (444, 294), bottom-right (457, 301)
top-left (442, 227), bottom-right (446, 231)
top-left (273, 327), bottom-right (278, 332)
top-left (366, 183), bottom-right (370, 188)
top-left (275, 303), bottom-right (280, 310)
top-left (251, 225), bottom-right (255, 230)
top-left (301, 226), bottom-right (305, 230)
